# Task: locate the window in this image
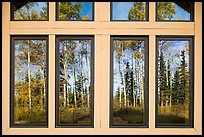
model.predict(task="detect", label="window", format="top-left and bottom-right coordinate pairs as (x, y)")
top-left (56, 2), bottom-right (94, 21)
top-left (55, 36), bottom-right (94, 127)
top-left (156, 36), bottom-right (194, 127)
top-left (156, 2), bottom-right (194, 21)
top-left (11, 2), bottom-right (48, 21)
top-left (110, 36), bottom-right (149, 127)
top-left (2, 2), bottom-right (202, 135)
top-left (111, 2), bottom-right (148, 21)
top-left (10, 36), bottom-right (49, 127)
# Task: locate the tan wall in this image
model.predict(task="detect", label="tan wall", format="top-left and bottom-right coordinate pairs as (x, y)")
top-left (2, 2), bottom-right (202, 135)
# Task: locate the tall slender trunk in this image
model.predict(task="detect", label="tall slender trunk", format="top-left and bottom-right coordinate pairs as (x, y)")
top-left (118, 60), bottom-right (122, 108)
top-left (63, 45), bottom-right (68, 108)
top-left (72, 65), bottom-right (77, 108)
top-left (28, 51), bottom-right (32, 109)
top-left (122, 71), bottom-right (126, 108)
top-left (169, 72), bottom-right (172, 107)
top-left (41, 68), bottom-right (46, 109)
top-left (80, 54), bottom-right (84, 108)
top-left (43, 74), bottom-right (46, 108)
top-left (134, 58), bottom-right (137, 107)
top-left (85, 44), bottom-right (90, 108)
top-left (66, 84), bottom-right (69, 107)
top-left (63, 83), bottom-right (66, 108)
top-left (158, 44), bottom-right (161, 108)
top-left (121, 44), bottom-right (127, 108)
top-left (131, 52), bottom-right (134, 106)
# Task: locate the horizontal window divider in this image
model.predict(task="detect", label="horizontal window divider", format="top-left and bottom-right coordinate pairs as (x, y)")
top-left (9, 22), bottom-right (195, 30)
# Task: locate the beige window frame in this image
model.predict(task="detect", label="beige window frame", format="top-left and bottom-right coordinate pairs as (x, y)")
top-left (2, 2), bottom-right (202, 135)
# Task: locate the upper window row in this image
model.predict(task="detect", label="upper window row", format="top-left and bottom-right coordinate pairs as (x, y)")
top-left (11, 2), bottom-right (194, 21)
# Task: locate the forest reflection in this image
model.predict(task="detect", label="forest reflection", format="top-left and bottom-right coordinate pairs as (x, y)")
top-left (112, 39), bottom-right (145, 125)
top-left (58, 39), bottom-right (92, 126)
top-left (157, 40), bottom-right (190, 125)
top-left (14, 39), bottom-right (47, 125)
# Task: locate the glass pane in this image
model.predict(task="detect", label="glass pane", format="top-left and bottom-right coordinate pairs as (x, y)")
top-left (13, 39), bottom-right (47, 125)
top-left (112, 39), bottom-right (146, 126)
top-left (57, 39), bottom-right (93, 126)
top-left (12, 2), bottom-right (48, 20)
top-left (157, 2), bottom-right (193, 21)
top-left (112, 2), bottom-right (147, 21)
top-left (157, 39), bottom-right (191, 126)
top-left (57, 2), bottom-right (93, 20)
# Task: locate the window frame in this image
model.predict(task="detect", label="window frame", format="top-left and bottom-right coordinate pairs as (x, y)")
top-left (55, 2), bottom-right (95, 21)
top-left (10, 2), bottom-right (49, 21)
top-left (55, 35), bottom-right (95, 128)
top-left (155, 36), bottom-right (194, 128)
top-left (155, 2), bottom-right (194, 22)
top-left (2, 2), bottom-right (202, 135)
top-left (109, 36), bottom-right (149, 128)
top-left (110, 2), bottom-right (149, 22)
top-left (10, 35), bottom-right (49, 128)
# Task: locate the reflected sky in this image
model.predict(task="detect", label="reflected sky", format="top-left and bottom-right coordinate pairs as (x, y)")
top-left (71, 2), bottom-right (93, 19)
top-left (112, 2), bottom-right (146, 20)
top-left (113, 40), bottom-right (145, 96)
top-left (14, 2), bottom-right (47, 15)
top-left (158, 2), bottom-right (191, 20)
top-left (159, 40), bottom-right (189, 74)
top-left (15, 40), bottom-right (46, 82)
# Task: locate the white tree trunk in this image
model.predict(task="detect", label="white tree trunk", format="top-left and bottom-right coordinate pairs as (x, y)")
top-left (72, 65), bottom-right (77, 108)
top-left (63, 45), bottom-right (69, 108)
top-left (28, 51), bottom-right (32, 109)
top-left (63, 83), bottom-right (66, 108)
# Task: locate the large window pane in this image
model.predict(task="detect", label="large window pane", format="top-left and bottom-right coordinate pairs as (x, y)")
top-left (57, 2), bottom-right (94, 21)
top-left (156, 37), bottom-right (193, 127)
top-left (11, 2), bottom-right (48, 20)
top-left (110, 37), bottom-right (148, 127)
top-left (56, 36), bottom-right (94, 127)
top-left (156, 2), bottom-right (194, 21)
top-left (111, 2), bottom-right (148, 21)
top-left (10, 36), bottom-right (48, 127)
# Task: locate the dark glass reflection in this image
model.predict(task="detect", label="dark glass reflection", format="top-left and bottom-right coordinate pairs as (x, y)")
top-left (14, 40), bottom-right (47, 125)
top-left (112, 39), bottom-right (145, 126)
top-left (58, 39), bottom-right (92, 126)
top-left (13, 2), bottom-right (48, 20)
top-left (112, 2), bottom-right (147, 21)
top-left (57, 2), bottom-right (93, 20)
top-left (157, 2), bottom-right (193, 21)
top-left (157, 40), bottom-right (191, 125)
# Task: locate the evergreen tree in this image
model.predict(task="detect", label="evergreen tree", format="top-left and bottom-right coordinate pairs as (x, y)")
top-left (172, 70), bottom-right (181, 104)
top-left (179, 50), bottom-right (189, 104)
top-left (159, 51), bottom-right (167, 106)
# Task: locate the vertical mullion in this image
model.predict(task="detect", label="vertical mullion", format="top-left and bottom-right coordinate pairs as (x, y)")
top-left (49, 35), bottom-right (55, 129)
top-left (149, 35), bottom-right (156, 129)
top-left (49, 2), bottom-right (55, 22)
top-left (2, 2), bottom-right (10, 133)
top-left (149, 2), bottom-right (156, 22)
top-left (99, 2), bottom-right (110, 22)
top-left (194, 2), bottom-right (202, 133)
top-left (94, 35), bottom-right (101, 128)
top-left (100, 35), bottom-right (110, 129)
top-left (94, 2), bottom-right (100, 22)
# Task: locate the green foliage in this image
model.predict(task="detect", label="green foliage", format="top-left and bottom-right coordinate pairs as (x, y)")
top-left (58, 2), bottom-right (83, 20)
top-left (157, 2), bottom-right (177, 20)
top-left (128, 2), bottom-right (146, 20)
top-left (14, 2), bottom-right (47, 20)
